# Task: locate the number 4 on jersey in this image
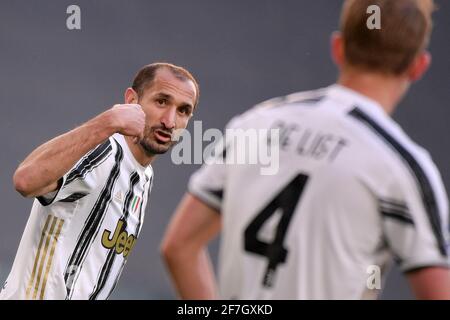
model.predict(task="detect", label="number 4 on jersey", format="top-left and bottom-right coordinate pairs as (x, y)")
top-left (244, 174), bottom-right (309, 287)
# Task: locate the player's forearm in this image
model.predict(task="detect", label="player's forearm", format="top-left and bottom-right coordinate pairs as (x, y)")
top-left (13, 110), bottom-right (118, 197)
top-left (164, 247), bottom-right (218, 299)
top-left (407, 267), bottom-right (450, 300)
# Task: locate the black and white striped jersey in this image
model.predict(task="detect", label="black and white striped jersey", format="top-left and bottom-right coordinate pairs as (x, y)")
top-left (188, 84), bottom-right (450, 299)
top-left (0, 133), bottom-right (153, 300)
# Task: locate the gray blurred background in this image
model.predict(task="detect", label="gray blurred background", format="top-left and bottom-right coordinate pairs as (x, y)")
top-left (0, 0), bottom-right (448, 299)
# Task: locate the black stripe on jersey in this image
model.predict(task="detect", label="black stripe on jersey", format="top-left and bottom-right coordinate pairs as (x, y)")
top-left (208, 189), bottom-right (224, 201)
top-left (63, 140), bottom-right (124, 300)
top-left (89, 244), bottom-right (116, 300)
top-left (59, 192), bottom-right (88, 203)
top-left (106, 262), bottom-right (126, 299)
top-left (279, 96), bottom-right (325, 106)
top-left (219, 143), bottom-right (228, 161)
top-left (349, 107), bottom-right (447, 256)
top-left (37, 142), bottom-right (111, 207)
top-left (379, 198), bottom-right (413, 225)
top-left (259, 93), bottom-right (325, 110)
top-left (188, 189), bottom-right (221, 212)
top-left (381, 210), bottom-right (415, 226)
top-left (36, 177), bottom-right (65, 206)
top-left (106, 177), bottom-right (150, 299)
top-left (89, 172), bottom-right (140, 300)
top-left (379, 198), bottom-right (409, 212)
top-left (292, 96), bottom-right (324, 105)
top-left (65, 139), bottom-right (112, 185)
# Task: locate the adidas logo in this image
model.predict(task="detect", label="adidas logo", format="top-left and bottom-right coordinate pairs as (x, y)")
top-left (114, 191), bottom-right (124, 203)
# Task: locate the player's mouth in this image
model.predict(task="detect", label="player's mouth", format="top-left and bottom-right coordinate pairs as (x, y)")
top-left (154, 129), bottom-right (172, 143)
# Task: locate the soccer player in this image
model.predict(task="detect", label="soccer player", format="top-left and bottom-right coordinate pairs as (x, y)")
top-left (161, 0), bottom-right (450, 299)
top-left (0, 63), bottom-right (199, 300)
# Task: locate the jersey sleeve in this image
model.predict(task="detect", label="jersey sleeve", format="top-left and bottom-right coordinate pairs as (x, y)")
top-left (187, 116), bottom-right (243, 212)
top-left (36, 139), bottom-right (114, 206)
top-left (381, 152), bottom-right (450, 272)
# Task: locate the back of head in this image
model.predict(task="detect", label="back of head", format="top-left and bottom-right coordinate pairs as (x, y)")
top-left (340, 0), bottom-right (435, 75)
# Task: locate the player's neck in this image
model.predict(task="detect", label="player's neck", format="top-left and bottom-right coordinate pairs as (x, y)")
top-left (337, 69), bottom-right (409, 115)
top-left (124, 136), bottom-right (155, 167)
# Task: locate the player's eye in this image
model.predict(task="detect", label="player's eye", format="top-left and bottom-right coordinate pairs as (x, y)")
top-left (156, 98), bottom-right (167, 106)
top-left (179, 106), bottom-right (192, 116)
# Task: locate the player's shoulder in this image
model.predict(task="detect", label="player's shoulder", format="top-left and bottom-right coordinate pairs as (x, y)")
top-left (254, 87), bottom-right (328, 111)
top-left (350, 104), bottom-right (434, 165)
top-left (396, 134), bottom-right (439, 178)
top-left (352, 107), bottom-right (441, 190)
top-left (227, 87), bottom-right (328, 128)
top-left (72, 135), bottom-right (116, 173)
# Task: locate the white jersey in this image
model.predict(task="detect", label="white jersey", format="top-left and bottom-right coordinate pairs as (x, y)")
top-left (188, 84), bottom-right (450, 299)
top-left (1, 134), bottom-right (153, 300)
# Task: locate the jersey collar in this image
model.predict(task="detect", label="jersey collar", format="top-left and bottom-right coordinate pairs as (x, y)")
top-left (113, 133), bottom-right (149, 173)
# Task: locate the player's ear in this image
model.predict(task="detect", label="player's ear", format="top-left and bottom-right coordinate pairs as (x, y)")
top-left (331, 31), bottom-right (345, 68)
top-left (124, 87), bottom-right (139, 104)
top-left (407, 51), bottom-right (431, 82)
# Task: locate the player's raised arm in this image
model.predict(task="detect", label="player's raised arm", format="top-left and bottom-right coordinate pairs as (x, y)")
top-left (161, 193), bottom-right (221, 299)
top-left (13, 103), bottom-right (145, 198)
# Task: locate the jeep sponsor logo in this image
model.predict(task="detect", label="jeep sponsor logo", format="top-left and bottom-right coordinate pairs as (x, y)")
top-left (101, 220), bottom-right (136, 257)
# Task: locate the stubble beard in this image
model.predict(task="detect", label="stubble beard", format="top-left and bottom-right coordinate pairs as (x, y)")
top-left (139, 125), bottom-right (174, 156)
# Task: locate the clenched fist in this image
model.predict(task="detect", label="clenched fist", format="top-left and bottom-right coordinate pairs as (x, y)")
top-left (109, 104), bottom-right (146, 141)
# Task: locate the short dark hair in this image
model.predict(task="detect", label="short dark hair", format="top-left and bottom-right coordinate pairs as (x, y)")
top-left (340, 0), bottom-right (435, 75)
top-left (132, 62), bottom-right (200, 107)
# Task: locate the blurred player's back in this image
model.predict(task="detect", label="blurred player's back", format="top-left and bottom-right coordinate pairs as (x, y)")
top-left (189, 85), bottom-right (448, 299)
top-left (162, 0), bottom-right (450, 300)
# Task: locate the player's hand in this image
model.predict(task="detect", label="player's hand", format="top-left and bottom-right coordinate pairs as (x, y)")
top-left (109, 104), bottom-right (146, 141)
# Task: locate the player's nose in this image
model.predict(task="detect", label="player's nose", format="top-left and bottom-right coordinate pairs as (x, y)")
top-left (160, 107), bottom-right (176, 130)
